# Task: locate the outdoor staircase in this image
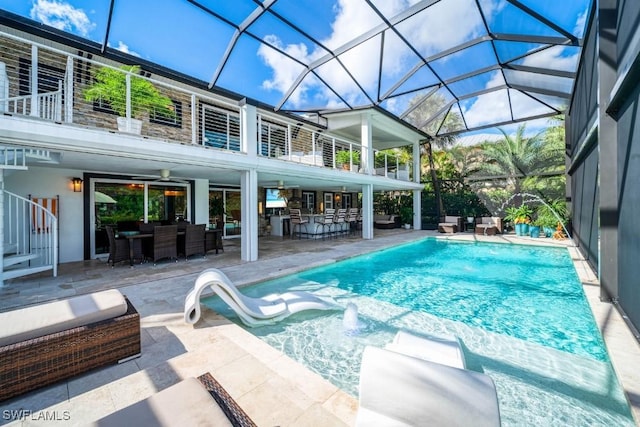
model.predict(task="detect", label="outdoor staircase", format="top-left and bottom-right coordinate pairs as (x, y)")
top-left (1, 146), bottom-right (59, 285)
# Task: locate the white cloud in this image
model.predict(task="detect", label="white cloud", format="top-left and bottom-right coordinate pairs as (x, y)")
top-left (521, 46), bottom-right (579, 72)
top-left (257, 35), bottom-right (309, 106)
top-left (461, 73), bottom-right (511, 127)
top-left (258, 0), bottom-right (485, 109)
top-left (30, 0), bottom-right (94, 37)
top-left (111, 41), bottom-right (140, 58)
top-left (574, 9), bottom-right (588, 38)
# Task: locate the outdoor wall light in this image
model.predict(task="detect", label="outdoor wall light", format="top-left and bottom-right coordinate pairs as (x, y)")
top-left (71, 177), bottom-right (83, 192)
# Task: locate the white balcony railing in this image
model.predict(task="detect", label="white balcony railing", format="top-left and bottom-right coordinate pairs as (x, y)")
top-left (0, 31), bottom-right (412, 181)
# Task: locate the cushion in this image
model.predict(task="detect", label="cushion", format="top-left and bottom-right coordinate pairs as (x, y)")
top-left (386, 330), bottom-right (466, 369)
top-left (91, 377), bottom-right (232, 426)
top-left (0, 289), bottom-right (128, 347)
top-left (443, 216), bottom-right (459, 223)
top-left (356, 347), bottom-right (501, 427)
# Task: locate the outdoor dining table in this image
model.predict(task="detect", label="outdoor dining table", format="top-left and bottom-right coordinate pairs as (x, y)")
top-left (121, 231), bottom-right (185, 266)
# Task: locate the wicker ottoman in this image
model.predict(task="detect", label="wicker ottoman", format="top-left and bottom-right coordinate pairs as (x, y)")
top-left (438, 224), bottom-right (458, 233)
top-left (0, 291), bottom-right (141, 401)
top-left (475, 225), bottom-right (497, 235)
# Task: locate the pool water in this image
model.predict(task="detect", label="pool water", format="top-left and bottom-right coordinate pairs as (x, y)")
top-left (204, 238), bottom-right (635, 426)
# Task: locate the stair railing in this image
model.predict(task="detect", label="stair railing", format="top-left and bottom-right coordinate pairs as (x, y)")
top-left (3, 191), bottom-right (58, 277)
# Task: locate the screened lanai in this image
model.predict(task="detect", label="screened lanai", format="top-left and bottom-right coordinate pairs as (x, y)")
top-left (0, 0), bottom-right (590, 137)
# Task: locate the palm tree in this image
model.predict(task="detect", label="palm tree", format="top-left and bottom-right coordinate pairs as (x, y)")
top-left (474, 123), bottom-right (564, 211)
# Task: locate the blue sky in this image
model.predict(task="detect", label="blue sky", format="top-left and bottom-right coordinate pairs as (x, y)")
top-left (2, 0), bottom-right (591, 138)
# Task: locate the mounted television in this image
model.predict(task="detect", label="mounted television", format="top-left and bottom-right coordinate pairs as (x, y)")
top-left (265, 188), bottom-right (287, 208)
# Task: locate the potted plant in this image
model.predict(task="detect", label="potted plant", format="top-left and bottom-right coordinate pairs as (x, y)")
top-left (536, 199), bottom-right (568, 238)
top-left (399, 206), bottom-right (413, 229)
top-left (335, 150), bottom-right (360, 171)
top-left (209, 196), bottom-right (225, 230)
top-left (504, 204), bottom-right (533, 236)
top-left (84, 65), bottom-right (175, 134)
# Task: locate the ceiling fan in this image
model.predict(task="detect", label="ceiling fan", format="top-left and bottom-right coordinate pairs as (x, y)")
top-left (131, 168), bottom-right (189, 184)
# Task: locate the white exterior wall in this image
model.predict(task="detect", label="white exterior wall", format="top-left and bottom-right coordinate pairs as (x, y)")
top-left (5, 166), bottom-right (83, 263)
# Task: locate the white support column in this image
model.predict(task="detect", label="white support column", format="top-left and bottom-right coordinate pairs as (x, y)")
top-left (193, 179), bottom-right (209, 225)
top-left (361, 112), bottom-right (373, 174)
top-left (362, 184), bottom-right (374, 239)
top-left (240, 100), bottom-right (257, 156)
top-left (240, 169), bottom-right (258, 261)
top-left (240, 101), bottom-right (259, 261)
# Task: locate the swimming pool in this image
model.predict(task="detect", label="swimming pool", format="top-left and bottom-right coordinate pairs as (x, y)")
top-left (204, 238), bottom-right (635, 426)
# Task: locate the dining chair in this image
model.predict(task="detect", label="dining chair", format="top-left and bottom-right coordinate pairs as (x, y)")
top-left (151, 225), bottom-right (178, 265)
top-left (183, 224), bottom-right (206, 260)
top-left (105, 225), bottom-right (128, 267)
top-left (289, 209), bottom-right (309, 239)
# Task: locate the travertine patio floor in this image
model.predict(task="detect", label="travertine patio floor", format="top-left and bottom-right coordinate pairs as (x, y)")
top-left (0, 229), bottom-right (638, 426)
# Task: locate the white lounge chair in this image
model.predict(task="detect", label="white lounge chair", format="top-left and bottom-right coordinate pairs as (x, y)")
top-left (385, 329), bottom-right (466, 369)
top-left (356, 346), bottom-right (501, 427)
top-left (184, 268), bottom-right (337, 327)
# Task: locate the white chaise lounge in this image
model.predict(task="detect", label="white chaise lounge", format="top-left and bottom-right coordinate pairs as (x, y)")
top-left (184, 268), bottom-right (337, 327)
top-left (356, 346), bottom-right (501, 427)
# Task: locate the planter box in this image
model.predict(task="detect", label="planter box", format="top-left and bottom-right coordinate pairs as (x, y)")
top-left (117, 117), bottom-right (142, 134)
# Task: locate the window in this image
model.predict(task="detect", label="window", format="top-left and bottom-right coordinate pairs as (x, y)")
top-left (18, 58), bottom-right (64, 96)
top-left (302, 191), bottom-right (315, 212)
top-left (202, 105), bottom-right (240, 151)
top-left (343, 193), bottom-right (352, 209)
top-left (324, 192), bottom-right (334, 211)
top-left (150, 99), bottom-right (182, 128)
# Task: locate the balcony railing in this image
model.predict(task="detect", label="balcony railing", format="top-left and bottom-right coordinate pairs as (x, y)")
top-left (0, 31), bottom-right (411, 181)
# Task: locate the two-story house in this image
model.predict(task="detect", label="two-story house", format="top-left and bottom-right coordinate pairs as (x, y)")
top-left (0, 15), bottom-right (424, 283)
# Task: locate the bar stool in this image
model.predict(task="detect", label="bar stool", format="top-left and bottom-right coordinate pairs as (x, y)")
top-left (316, 209), bottom-right (335, 240)
top-left (289, 209), bottom-right (309, 239)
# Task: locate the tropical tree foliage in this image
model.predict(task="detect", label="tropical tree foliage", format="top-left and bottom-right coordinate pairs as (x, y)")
top-left (467, 120), bottom-right (565, 215)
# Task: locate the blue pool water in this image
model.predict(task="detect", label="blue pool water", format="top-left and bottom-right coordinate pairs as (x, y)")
top-left (204, 239), bottom-right (635, 426)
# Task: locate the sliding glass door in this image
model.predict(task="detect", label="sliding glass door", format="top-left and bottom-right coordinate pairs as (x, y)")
top-left (209, 188), bottom-right (241, 239)
top-left (92, 180), bottom-right (189, 257)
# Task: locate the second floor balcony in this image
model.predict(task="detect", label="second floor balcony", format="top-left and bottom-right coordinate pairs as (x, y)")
top-left (0, 30), bottom-right (415, 182)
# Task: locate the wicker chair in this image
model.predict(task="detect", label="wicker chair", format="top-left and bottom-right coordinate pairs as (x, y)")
top-left (183, 224), bottom-right (206, 260)
top-left (106, 225), bottom-right (129, 267)
top-left (151, 225), bottom-right (178, 264)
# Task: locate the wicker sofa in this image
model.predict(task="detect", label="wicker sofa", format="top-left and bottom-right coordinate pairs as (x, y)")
top-left (0, 289), bottom-right (141, 401)
top-left (438, 215), bottom-right (464, 233)
top-left (475, 217), bottom-right (502, 235)
top-left (374, 214), bottom-right (399, 229)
